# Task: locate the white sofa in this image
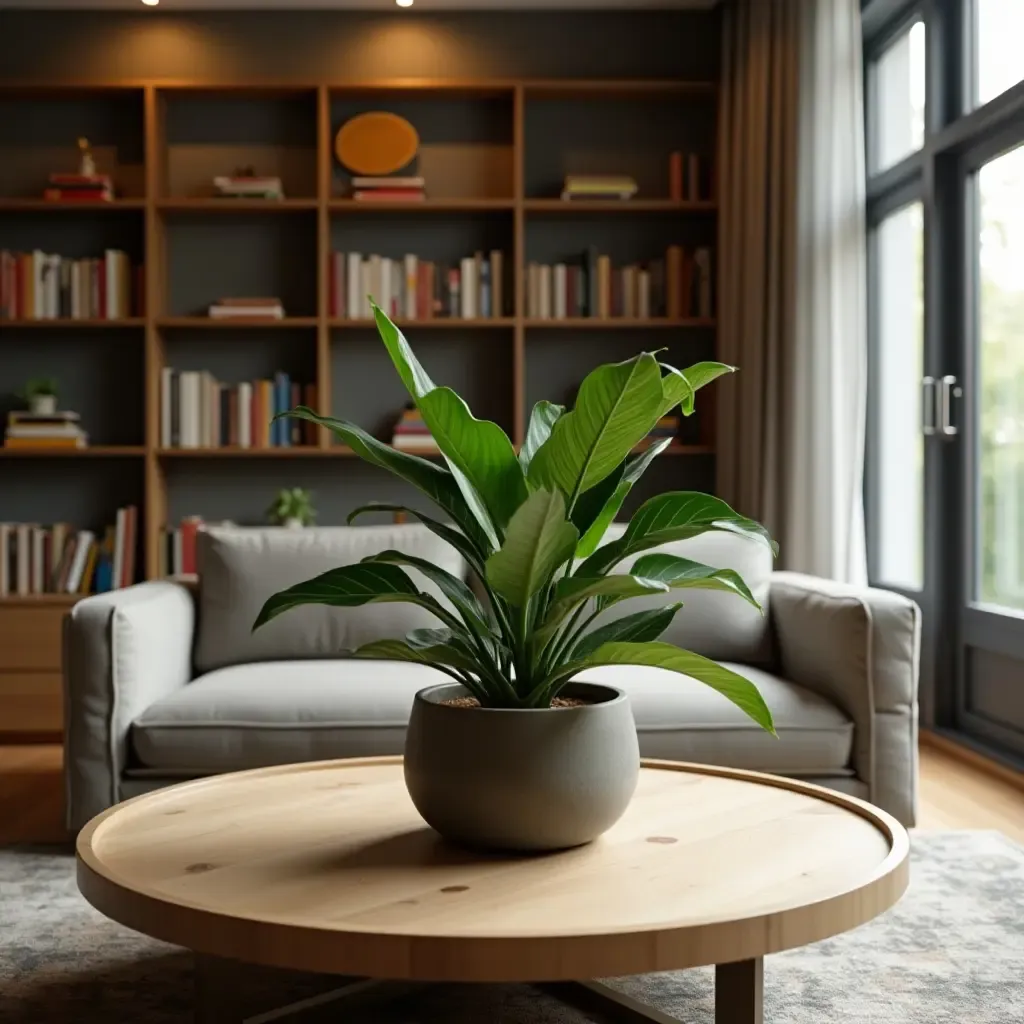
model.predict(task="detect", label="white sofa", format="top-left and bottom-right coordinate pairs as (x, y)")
top-left (63, 524), bottom-right (921, 831)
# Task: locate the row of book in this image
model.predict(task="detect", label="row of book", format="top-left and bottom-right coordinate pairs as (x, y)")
top-left (524, 245), bottom-right (713, 320)
top-left (0, 249), bottom-right (139, 321)
top-left (0, 507), bottom-right (138, 597)
top-left (3, 411), bottom-right (88, 451)
top-left (159, 369), bottom-right (317, 449)
top-left (391, 404), bottom-right (436, 452)
top-left (328, 250), bottom-right (506, 321)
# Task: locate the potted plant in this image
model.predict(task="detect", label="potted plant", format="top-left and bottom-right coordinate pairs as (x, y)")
top-left (254, 302), bottom-right (777, 852)
top-left (267, 487), bottom-right (316, 529)
top-left (21, 377), bottom-right (58, 416)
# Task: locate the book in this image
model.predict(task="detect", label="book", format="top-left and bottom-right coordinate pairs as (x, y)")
top-left (352, 190), bottom-right (425, 202)
top-left (351, 176), bottom-right (425, 189)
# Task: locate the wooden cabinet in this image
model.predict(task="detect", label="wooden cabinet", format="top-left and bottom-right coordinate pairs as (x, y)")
top-left (0, 598), bottom-right (69, 739)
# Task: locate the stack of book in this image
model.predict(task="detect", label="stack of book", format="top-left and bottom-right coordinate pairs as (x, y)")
top-left (0, 249), bottom-right (137, 320)
top-left (43, 172), bottom-right (114, 203)
top-left (160, 515), bottom-right (233, 578)
top-left (4, 411), bottom-right (88, 451)
top-left (0, 506), bottom-right (137, 597)
top-left (525, 244), bottom-right (713, 320)
top-left (160, 368), bottom-right (316, 449)
top-left (213, 174), bottom-right (284, 200)
top-left (560, 174), bottom-right (638, 201)
top-left (208, 297), bottom-right (285, 320)
top-left (391, 404), bottom-right (436, 453)
top-left (328, 250), bottom-right (504, 320)
top-left (349, 176), bottom-right (425, 202)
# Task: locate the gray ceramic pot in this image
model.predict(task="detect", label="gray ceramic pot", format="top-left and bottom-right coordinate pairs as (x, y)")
top-left (404, 681), bottom-right (640, 852)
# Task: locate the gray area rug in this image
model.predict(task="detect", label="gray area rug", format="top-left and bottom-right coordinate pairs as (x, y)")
top-left (2, 831), bottom-right (1023, 1023)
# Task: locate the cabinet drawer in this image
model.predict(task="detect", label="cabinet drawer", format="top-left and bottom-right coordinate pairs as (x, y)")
top-left (0, 672), bottom-right (63, 734)
top-left (0, 607), bottom-right (65, 671)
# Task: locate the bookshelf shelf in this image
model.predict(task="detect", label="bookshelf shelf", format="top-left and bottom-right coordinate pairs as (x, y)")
top-left (157, 199), bottom-right (319, 213)
top-left (0, 199), bottom-right (146, 212)
top-left (0, 319), bottom-right (145, 329)
top-left (0, 446), bottom-right (146, 458)
top-left (156, 317), bottom-right (319, 329)
top-left (524, 200), bottom-right (717, 213)
top-left (0, 75), bottom-right (720, 587)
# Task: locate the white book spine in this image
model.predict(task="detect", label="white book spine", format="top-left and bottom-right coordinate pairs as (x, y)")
top-left (105, 250), bottom-right (115, 321)
top-left (380, 258), bottom-right (392, 320)
top-left (361, 259), bottom-right (372, 320)
top-left (172, 530), bottom-right (183, 577)
top-left (238, 382), bottom-right (252, 448)
top-left (638, 269), bottom-right (651, 319)
top-left (112, 507), bottom-right (125, 591)
top-left (184, 372), bottom-right (198, 448)
top-left (553, 264), bottom-right (567, 320)
top-left (160, 367), bottom-right (172, 448)
top-left (460, 257), bottom-right (474, 319)
top-left (369, 255), bottom-right (382, 317)
top-left (346, 253), bottom-right (361, 320)
top-left (66, 531), bottom-right (95, 594)
top-left (404, 254), bottom-right (417, 319)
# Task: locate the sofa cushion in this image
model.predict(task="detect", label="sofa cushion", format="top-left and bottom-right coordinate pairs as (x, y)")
top-left (131, 659), bottom-right (852, 776)
top-left (194, 525), bottom-right (466, 672)
top-left (598, 524), bottom-right (774, 664)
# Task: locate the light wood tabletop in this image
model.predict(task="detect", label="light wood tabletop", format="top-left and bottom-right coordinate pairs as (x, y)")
top-left (77, 756), bottom-right (909, 988)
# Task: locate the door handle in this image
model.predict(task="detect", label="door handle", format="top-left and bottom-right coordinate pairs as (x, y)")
top-left (938, 374), bottom-right (962, 436)
top-left (922, 376), bottom-right (936, 435)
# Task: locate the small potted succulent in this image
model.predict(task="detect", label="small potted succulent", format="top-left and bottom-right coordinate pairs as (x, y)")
top-left (267, 487), bottom-right (316, 529)
top-left (255, 302), bottom-right (777, 852)
top-left (21, 377), bottom-right (59, 416)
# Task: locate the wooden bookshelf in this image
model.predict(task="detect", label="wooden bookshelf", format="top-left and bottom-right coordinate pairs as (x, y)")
top-left (0, 76), bottom-right (720, 590)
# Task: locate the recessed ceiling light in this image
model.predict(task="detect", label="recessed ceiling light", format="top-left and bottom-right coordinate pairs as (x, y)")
top-left (395, 0), bottom-right (414, 7)
top-left (141, 0), bottom-right (159, 6)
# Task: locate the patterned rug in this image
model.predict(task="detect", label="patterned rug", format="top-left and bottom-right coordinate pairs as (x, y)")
top-left (1, 831), bottom-right (1022, 1023)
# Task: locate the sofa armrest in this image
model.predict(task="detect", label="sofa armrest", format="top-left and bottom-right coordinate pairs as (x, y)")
top-left (64, 581), bottom-right (196, 831)
top-left (768, 571), bottom-right (921, 826)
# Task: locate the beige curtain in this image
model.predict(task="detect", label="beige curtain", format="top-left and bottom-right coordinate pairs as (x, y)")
top-left (716, 0), bottom-right (868, 583)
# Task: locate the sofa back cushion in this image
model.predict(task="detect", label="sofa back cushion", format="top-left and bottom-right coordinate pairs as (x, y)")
top-left (195, 525), bottom-right (466, 672)
top-left (597, 523), bottom-right (773, 664)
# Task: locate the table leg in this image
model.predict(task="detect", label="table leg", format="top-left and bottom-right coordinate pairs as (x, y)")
top-left (715, 958), bottom-right (763, 1024)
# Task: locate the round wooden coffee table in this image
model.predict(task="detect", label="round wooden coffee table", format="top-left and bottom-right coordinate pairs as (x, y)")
top-left (77, 757), bottom-right (909, 1024)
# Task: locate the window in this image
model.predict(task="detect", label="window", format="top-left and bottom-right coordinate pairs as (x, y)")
top-left (874, 201), bottom-right (924, 590)
top-left (976, 145), bottom-right (1024, 610)
top-left (974, 1), bottom-right (1024, 108)
top-left (871, 19), bottom-right (925, 172)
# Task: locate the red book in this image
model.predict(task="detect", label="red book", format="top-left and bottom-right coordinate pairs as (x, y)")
top-left (302, 384), bottom-right (317, 445)
top-left (179, 517), bottom-right (202, 576)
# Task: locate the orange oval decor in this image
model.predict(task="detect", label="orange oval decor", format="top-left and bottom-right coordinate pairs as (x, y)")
top-left (335, 112), bottom-right (420, 176)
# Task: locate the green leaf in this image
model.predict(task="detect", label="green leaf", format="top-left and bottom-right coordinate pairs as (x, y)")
top-left (528, 353), bottom-right (665, 504)
top-left (570, 642), bottom-right (775, 734)
top-left (577, 490), bottom-right (777, 577)
top-left (363, 549), bottom-right (493, 637)
top-left (418, 386), bottom-right (528, 533)
top-left (546, 574), bottom-right (670, 625)
top-left (574, 437), bottom-right (673, 558)
top-left (570, 604), bottom-right (684, 659)
top-left (630, 552), bottom-right (761, 610)
top-left (372, 304), bottom-right (525, 536)
top-left (354, 638), bottom-right (480, 678)
top-left (519, 400), bottom-right (564, 472)
top-left (659, 361), bottom-right (736, 417)
top-left (485, 489), bottom-right (579, 607)
top-left (253, 563), bottom-right (442, 630)
top-left (281, 407), bottom-right (493, 554)
top-left (347, 503), bottom-right (486, 573)
top-left (570, 463), bottom-right (624, 537)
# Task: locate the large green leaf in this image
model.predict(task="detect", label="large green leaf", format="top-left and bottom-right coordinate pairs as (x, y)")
top-left (527, 353), bottom-right (665, 504)
top-left (545, 574), bottom-right (670, 625)
top-left (574, 437), bottom-right (673, 558)
top-left (347, 503), bottom-right (486, 574)
top-left (519, 400), bottom-right (564, 472)
top-left (630, 552), bottom-right (761, 610)
top-left (569, 642), bottom-right (775, 734)
top-left (280, 407), bottom-right (494, 553)
top-left (353, 638), bottom-right (480, 678)
top-left (253, 563), bottom-right (451, 631)
top-left (659, 361), bottom-right (736, 417)
top-left (485, 489), bottom-right (579, 607)
top-left (570, 603), bottom-right (684, 659)
top-left (363, 549), bottom-right (493, 638)
top-left (577, 491), bottom-right (777, 576)
top-left (373, 304), bottom-right (525, 536)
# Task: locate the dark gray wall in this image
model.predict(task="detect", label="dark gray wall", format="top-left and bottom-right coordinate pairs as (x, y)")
top-left (0, 10), bottom-right (719, 83)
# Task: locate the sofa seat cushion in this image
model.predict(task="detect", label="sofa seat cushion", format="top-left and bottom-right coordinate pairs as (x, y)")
top-left (132, 660), bottom-right (853, 777)
top-left (577, 662), bottom-right (854, 775)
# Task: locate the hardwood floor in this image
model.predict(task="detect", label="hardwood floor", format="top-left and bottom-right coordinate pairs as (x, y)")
top-left (1, 741), bottom-right (1022, 846)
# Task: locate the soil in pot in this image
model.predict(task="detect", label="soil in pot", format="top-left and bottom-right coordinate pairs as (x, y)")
top-left (440, 696), bottom-right (591, 708)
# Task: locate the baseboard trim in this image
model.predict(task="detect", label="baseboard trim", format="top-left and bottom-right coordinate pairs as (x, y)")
top-left (920, 728), bottom-right (1024, 794)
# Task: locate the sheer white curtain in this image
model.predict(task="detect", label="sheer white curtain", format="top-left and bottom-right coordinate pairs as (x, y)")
top-left (716, 0), bottom-right (867, 584)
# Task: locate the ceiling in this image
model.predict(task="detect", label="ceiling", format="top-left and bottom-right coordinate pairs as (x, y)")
top-left (0, 1), bottom-right (718, 8)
